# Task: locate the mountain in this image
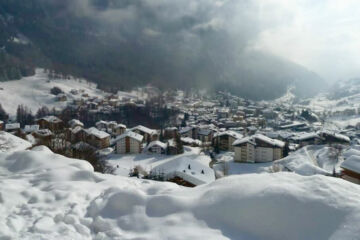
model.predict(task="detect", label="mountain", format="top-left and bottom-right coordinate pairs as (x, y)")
top-left (0, 0), bottom-right (325, 100)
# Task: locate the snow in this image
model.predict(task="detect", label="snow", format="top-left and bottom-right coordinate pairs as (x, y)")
top-left (0, 69), bottom-right (107, 116)
top-left (85, 127), bottom-right (110, 139)
top-left (152, 156), bottom-right (215, 185)
top-left (115, 130), bottom-right (143, 142)
top-left (0, 131), bottom-right (32, 153)
top-left (107, 148), bottom-right (209, 177)
top-left (274, 145), bottom-right (344, 176)
top-left (233, 134), bottom-right (285, 148)
top-left (1, 146), bottom-right (360, 239)
top-left (341, 155), bottom-right (360, 174)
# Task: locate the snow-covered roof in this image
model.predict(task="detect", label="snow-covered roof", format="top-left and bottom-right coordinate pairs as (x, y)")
top-left (5, 123), bottom-right (20, 130)
top-left (181, 137), bottom-right (202, 146)
top-left (85, 127), bottom-right (110, 139)
top-left (319, 130), bottom-right (350, 143)
top-left (214, 130), bottom-right (243, 139)
top-left (24, 125), bottom-right (39, 133)
top-left (39, 116), bottom-right (62, 123)
top-left (71, 126), bottom-right (84, 134)
top-left (68, 119), bottom-right (84, 128)
top-left (179, 126), bottom-right (193, 134)
top-left (145, 140), bottom-right (167, 150)
top-left (198, 128), bottom-right (212, 136)
top-left (292, 132), bottom-right (320, 141)
top-left (131, 125), bottom-right (157, 135)
top-left (35, 129), bottom-right (53, 136)
top-left (280, 121), bottom-right (307, 129)
top-left (152, 156), bottom-right (215, 185)
top-left (341, 155), bottom-right (360, 174)
top-left (115, 123), bottom-right (126, 129)
top-left (233, 134), bottom-right (285, 148)
top-left (117, 131), bottom-right (144, 142)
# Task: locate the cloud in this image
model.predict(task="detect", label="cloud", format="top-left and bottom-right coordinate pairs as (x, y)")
top-left (252, 0), bottom-right (360, 82)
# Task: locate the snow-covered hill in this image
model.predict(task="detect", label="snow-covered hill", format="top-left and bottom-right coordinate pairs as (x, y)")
top-left (1, 146), bottom-right (360, 239)
top-left (0, 131), bottom-right (31, 153)
top-left (0, 69), bottom-right (106, 116)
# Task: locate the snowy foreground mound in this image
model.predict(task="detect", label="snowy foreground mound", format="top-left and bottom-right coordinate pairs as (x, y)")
top-left (1, 147), bottom-right (360, 240)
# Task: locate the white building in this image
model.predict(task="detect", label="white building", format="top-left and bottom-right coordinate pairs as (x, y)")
top-left (115, 131), bottom-right (144, 154)
top-left (233, 134), bottom-right (285, 163)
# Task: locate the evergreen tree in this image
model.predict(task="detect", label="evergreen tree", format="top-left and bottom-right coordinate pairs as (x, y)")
top-left (0, 104), bottom-right (8, 121)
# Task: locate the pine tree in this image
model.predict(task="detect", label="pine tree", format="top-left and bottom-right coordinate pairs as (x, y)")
top-left (0, 104), bottom-right (8, 121)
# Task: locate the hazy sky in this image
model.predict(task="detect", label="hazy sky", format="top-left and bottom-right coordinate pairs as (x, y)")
top-left (252, 0), bottom-right (360, 82)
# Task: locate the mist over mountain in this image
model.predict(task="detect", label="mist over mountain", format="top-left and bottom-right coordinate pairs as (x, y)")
top-left (0, 0), bottom-right (325, 100)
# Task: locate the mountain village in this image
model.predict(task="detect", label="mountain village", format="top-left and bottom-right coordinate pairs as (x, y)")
top-left (1, 74), bottom-right (360, 187)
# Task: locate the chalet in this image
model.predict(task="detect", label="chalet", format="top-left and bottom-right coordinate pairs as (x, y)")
top-left (292, 132), bottom-right (322, 147)
top-left (33, 129), bottom-right (53, 144)
top-left (197, 128), bottom-right (213, 143)
top-left (5, 123), bottom-right (20, 133)
top-left (131, 125), bottom-right (158, 142)
top-left (213, 131), bottom-right (243, 151)
top-left (166, 139), bottom-right (179, 155)
top-left (115, 131), bottom-right (144, 154)
top-left (341, 155), bottom-right (360, 184)
top-left (114, 124), bottom-right (127, 136)
top-left (164, 127), bottom-right (179, 139)
top-left (68, 126), bottom-right (86, 143)
top-left (179, 126), bottom-right (193, 138)
top-left (143, 140), bottom-right (167, 154)
top-left (318, 130), bottom-right (350, 145)
top-left (37, 116), bottom-right (64, 132)
top-left (85, 127), bottom-right (110, 149)
top-left (233, 134), bottom-right (285, 163)
top-left (68, 119), bottom-right (84, 129)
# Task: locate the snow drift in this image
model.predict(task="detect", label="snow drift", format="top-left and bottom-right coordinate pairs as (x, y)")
top-left (1, 146), bottom-right (360, 239)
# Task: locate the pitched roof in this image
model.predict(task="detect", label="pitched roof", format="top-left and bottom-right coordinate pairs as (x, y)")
top-left (214, 130), bottom-right (243, 139)
top-left (233, 134), bottom-right (285, 148)
top-left (116, 131), bottom-right (144, 142)
top-left (145, 140), bottom-right (167, 150)
top-left (39, 116), bottom-right (62, 123)
top-left (341, 155), bottom-right (360, 174)
top-left (85, 127), bottom-right (110, 139)
top-left (131, 125), bottom-right (157, 135)
top-left (5, 123), bottom-right (20, 130)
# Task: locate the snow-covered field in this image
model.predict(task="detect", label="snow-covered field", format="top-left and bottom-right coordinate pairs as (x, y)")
top-left (107, 147), bottom-right (209, 177)
top-left (1, 146), bottom-right (360, 239)
top-left (0, 69), bottom-right (106, 116)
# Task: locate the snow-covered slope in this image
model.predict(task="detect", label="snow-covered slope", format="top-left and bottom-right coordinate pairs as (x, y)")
top-left (1, 146), bottom-right (360, 239)
top-left (274, 145), bottom-right (346, 176)
top-left (0, 69), bottom-right (106, 116)
top-left (0, 131), bottom-right (31, 153)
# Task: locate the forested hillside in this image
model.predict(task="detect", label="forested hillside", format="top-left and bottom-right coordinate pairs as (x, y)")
top-left (0, 0), bottom-right (325, 99)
